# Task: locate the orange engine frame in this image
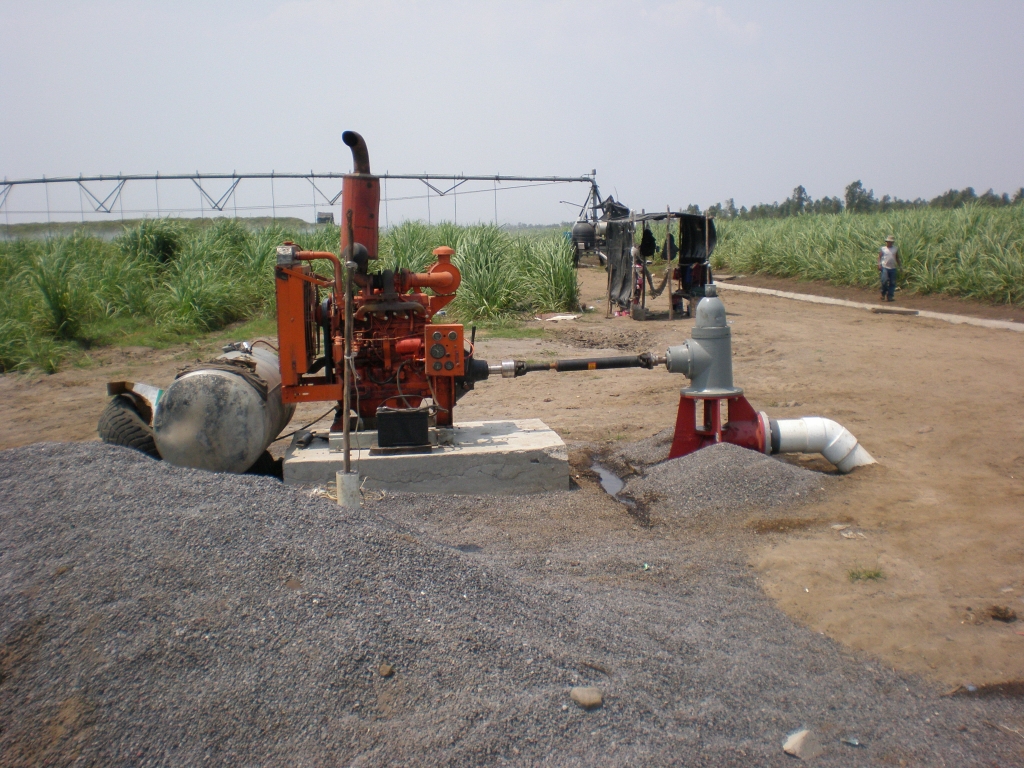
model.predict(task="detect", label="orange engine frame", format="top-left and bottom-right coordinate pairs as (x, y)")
top-left (275, 244), bottom-right (473, 427)
top-left (274, 132), bottom-right (481, 430)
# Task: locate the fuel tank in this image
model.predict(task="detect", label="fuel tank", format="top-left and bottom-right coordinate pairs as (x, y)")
top-left (153, 346), bottom-right (296, 473)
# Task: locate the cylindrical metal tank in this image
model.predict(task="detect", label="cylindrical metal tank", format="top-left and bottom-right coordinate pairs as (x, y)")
top-left (571, 221), bottom-right (596, 250)
top-left (153, 346), bottom-right (296, 473)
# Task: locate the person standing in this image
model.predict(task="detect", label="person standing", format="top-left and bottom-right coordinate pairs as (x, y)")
top-left (878, 235), bottom-right (902, 302)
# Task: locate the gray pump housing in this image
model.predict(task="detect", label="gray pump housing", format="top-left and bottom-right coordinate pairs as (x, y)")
top-left (664, 294), bottom-right (742, 396)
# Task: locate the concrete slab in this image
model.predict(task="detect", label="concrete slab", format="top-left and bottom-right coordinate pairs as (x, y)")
top-left (283, 419), bottom-right (568, 494)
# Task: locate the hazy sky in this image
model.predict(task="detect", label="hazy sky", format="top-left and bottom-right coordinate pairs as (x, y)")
top-left (2, 1), bottom-right (1022, 224)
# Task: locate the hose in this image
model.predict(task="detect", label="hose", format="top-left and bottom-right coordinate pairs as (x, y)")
top-left (271, 406), bottom-right (337, 444)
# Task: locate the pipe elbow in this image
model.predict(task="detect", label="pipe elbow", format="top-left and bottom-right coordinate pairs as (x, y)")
top-left (771, 416), bottom-right (876, 474)
top-left (817, 418), bottom-right (875, 473)
top-left (688, 341), bottom-right (713, 382)
top-left (342, 131), bottom-right (371, 174)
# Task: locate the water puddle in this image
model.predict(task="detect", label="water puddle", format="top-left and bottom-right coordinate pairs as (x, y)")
top-left (591, 463), bottom-right (634, 506)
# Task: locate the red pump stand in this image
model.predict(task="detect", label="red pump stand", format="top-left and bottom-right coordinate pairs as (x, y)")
top-left (668, 393), bottom-right (769, 460)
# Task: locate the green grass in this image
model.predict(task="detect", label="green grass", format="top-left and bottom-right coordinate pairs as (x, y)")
top-left (0, 219), bottom-right (579, 372)
top-left (848, 566), bottom-right (886, 582)
top-left (711, 204), bottom-right (1024, 305)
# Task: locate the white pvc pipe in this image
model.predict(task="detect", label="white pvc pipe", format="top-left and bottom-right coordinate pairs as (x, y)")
top-left (772, 417), bottom-right (876, 474)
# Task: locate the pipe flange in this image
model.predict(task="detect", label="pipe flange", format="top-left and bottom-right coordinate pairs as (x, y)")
top-left (680, 387), bottom-right (743, 397)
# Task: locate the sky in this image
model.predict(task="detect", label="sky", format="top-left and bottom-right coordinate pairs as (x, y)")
top-left (1, 0), bottom-right (1022, 224)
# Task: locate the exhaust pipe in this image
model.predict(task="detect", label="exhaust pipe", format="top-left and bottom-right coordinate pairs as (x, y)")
top-left (342, 130), bottom-right (371, 174)
top-left (340, 130), bottom-right (381, 260)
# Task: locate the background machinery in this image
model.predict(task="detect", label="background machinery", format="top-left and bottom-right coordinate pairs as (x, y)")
top-left (570, 187), bottom-right (717, 320)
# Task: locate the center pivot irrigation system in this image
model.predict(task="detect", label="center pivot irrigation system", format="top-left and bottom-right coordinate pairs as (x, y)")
top-left (99, 130), bottom-right (876, 498)
top-left (0, 168), bottom-right (597, 227)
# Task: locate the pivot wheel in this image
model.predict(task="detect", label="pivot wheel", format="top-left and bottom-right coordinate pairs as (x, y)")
top-left (97, 394), bottom-right (161, 459)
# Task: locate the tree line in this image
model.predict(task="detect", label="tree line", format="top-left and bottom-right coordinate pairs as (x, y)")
top-left (685, 182), bottom-right (1024, 220)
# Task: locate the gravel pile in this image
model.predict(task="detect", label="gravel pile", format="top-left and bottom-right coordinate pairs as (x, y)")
top-left (622, 442), bottom-right (824, 520)
top-left (604, 427), bottom-right (674, 475)
top-left (0, 443), bottom-right (577, 766)
top-left (2, 442), bottom-right (1020, 766)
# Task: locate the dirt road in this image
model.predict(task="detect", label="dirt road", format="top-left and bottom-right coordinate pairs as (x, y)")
top-left (2, 267), bottom-right (1022, 688)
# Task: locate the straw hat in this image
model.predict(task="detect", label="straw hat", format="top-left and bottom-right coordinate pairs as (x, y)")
top-left (885, 235), bottom-right (895, 243)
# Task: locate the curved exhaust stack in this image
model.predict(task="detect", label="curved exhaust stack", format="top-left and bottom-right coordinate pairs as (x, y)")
top-left (339, 130), bottom-right (380, 259)
top-left (342, 131), bottom-right (371, 174)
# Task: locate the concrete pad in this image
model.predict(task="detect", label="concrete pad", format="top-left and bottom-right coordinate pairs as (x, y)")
top-left (283, 419), bottom-right (568, 494)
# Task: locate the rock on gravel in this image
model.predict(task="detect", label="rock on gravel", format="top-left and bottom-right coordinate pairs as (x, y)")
top-left (782, 728), bottom-right (825, 760)
top-left (622, 442), bottom-right (824, 519)
top-left (569, 686), bottom-right (603, 710)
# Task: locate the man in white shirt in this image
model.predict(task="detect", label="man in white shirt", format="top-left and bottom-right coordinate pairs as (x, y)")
top-left (878, 235), bottom-right (902, 302)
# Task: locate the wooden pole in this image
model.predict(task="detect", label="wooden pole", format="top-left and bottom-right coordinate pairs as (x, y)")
top-left (667, 205), bottom-right (673, 321)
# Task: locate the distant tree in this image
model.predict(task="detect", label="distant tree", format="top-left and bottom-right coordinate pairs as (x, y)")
top-left (704, 183), bottom-right (1019, 219)
top-left (790, 185), bottom-right (812, 214)
top-left (930, 187), bottom-right (977, 209)
top-left (978, 188), bottom-right (1010, 207)
top-left (744, 203), bottom-right (772, 220)
top-left (844, 181), bottom-right (878, 213)
top-left (686, 204), bottom-right (702, 215)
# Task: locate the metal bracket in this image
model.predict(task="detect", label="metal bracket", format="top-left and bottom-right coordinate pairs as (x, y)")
top-left (306, 176), bottom-right (344, 206)
top-left (76, 178), bottom-right (126, 213)
top-left (420, 178), bottom-right (469, 197)
top-left (191, 176), bottom-right (241, 211)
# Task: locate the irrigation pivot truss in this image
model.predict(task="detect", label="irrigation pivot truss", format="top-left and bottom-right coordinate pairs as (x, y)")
top-left (0, 170), bottom-right (598, 228)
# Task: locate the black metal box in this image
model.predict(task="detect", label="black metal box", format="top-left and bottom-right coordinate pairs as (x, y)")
top-left (376, 407), bottom-right (429, 448)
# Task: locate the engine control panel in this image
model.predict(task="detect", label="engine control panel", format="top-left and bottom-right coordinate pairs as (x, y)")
top-left (425, 324), bottom-right (464, 376)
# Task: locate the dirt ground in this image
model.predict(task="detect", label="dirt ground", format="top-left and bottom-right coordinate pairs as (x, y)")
top-left (2, 267), bottom-right (1022, 690)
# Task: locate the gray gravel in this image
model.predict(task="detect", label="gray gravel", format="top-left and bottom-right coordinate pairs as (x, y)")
top-left (622, 442), bottom-right (825, 521)
top-left (604, 426), bottom-right (675, 476)
top-left (2, 441), bottom-right (1022, 766)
